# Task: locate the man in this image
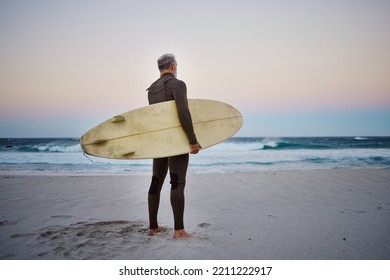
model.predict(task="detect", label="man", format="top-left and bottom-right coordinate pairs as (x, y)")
top-left (146, 54), bottom-right (201, 239)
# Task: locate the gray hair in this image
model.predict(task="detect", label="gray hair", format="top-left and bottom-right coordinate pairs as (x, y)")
top-left (157, 53), bottom-right (176, 70)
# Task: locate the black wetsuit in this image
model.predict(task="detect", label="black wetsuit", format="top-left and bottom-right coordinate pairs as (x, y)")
top-left (146, 73), bottom-right (197, 230)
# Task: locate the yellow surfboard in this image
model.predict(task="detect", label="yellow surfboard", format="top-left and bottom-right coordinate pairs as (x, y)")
top-left (80, 99), bottom-right (243, 159)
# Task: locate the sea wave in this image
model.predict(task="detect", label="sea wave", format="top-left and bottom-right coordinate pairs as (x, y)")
top-left (34, 144), bottom-right (82, 153)
top-left (354, 136), bottom-right (369, 140)
top-left (0, 139), bottom-right (82, 153)
top-left (222, 137), bottom-right (390, 150)
top-left (1, 137), bottom-right (390, 174)
top-left (260, 140), bottom-right (330, 150)
top-left (2, 137), bottom-right (390, 154)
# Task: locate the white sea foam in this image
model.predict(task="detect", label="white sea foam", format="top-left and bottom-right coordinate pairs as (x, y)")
top-left (354, 137), bottom-right (368, 140)
top-left (35, 144), bottom-right (83, 153)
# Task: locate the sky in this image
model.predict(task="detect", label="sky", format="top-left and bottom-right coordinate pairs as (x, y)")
top-left (0, 0), bottom-right (389, 137)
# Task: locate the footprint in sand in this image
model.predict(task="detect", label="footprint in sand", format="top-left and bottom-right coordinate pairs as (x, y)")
top-left (198, 222), bottom-right (211, 228)
top-left (51, 215), bottom-right (72, 219)
top-left (0, 220), bottom-right (10, 226)
top-left (377, 202), bottom-right (390, 210)
top-left (0, 220), bottom-right (17, 226)
top-left (342, 209), bottom-right (367, 214)
top-left (10, 233), bottom-right (36, 238)
top-left (37, 220), bottom-right (151, 259)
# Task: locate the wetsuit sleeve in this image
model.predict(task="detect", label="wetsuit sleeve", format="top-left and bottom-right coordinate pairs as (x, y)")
top-left (172, 81), bottom-right (198, 145)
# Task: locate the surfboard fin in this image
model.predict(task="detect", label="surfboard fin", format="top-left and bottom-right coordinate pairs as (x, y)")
top-left (90, 139), bottom-right (108, 145)
top-left (111, 115), bottom-right (125, 123)
top-left (122, 151), bottom-right (136, 158)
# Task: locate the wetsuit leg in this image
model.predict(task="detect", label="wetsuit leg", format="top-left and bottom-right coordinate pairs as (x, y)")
top-left (168, 153), bottom-right (189, 230)
top-left (148, 157), bottom-right (168, 229)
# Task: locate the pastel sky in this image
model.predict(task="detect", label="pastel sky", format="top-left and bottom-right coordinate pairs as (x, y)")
top-left (1, 0), bottom-right (389, 137)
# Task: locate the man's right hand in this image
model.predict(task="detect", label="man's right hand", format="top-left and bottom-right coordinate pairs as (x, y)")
top-left (190, 143), bottom-right (202, 154)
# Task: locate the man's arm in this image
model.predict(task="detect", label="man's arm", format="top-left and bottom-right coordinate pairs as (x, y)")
top-left (172, 80), bottom-right (201, 153)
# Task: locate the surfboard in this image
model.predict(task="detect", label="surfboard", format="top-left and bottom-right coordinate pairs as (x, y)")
top-left (80, 99), bottom-right (243, 159)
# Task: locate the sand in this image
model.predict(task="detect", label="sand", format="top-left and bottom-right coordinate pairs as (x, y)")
top-left (0, 169), bottom-right (389, 260)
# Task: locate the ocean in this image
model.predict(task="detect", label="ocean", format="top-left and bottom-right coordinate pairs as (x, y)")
top-left (1, 137), bottom-right (390, 175)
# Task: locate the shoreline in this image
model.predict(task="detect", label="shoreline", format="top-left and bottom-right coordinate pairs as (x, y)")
top-left (1, 168), bottom-right (389, 260)
top-left (1, 166), bottom-right (389, 177)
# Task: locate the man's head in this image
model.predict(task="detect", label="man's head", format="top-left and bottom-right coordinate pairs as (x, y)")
top-left (158, 53), bottom-right (177, 77)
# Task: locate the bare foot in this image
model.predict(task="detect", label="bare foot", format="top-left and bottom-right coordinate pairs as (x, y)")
top-left (149, 226), bottom-right (164, 236)
top-left (174, 229), bottom-right (193, 239)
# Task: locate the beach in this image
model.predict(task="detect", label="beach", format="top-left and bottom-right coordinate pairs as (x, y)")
top-left (1, 168), bottom-right (389, 260)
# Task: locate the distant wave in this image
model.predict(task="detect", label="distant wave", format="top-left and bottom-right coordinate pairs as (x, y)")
top-left (231, 137), bottom-right (390, 150)
top-left (258, 139), bottom-right (330, 150)
top-left (14, 143), bottom-right (82, 153)
top-left (0, 138), bottom-right (82, 153)
top-left (34, 144), bottom-right (82, 153)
